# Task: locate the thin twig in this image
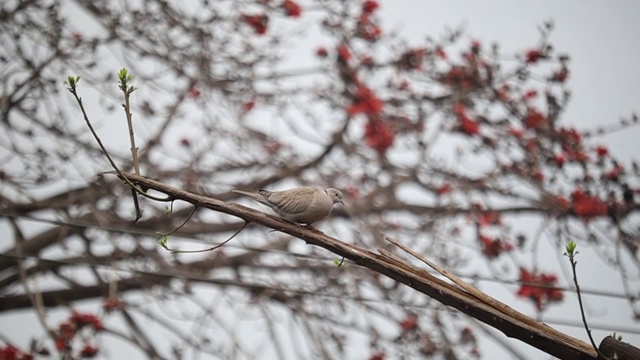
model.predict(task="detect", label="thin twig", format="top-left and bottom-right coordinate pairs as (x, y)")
top-left (161, 222), bottom-right (248, 254)
top-left (564, 242), bottom-right (609, 359)
top-left (118, 70), bottom-right (143, 221)
top-left (64, 78), bottom-right (167, 203)
top-left (157, 206), bottom-right (199, 237)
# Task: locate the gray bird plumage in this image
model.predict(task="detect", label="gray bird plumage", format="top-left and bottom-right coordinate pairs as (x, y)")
top-left (232, 187), bottom-right (344, 225)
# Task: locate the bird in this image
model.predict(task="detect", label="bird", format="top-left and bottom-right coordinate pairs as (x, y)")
top-left (232, 187), bottom-right (344, 225)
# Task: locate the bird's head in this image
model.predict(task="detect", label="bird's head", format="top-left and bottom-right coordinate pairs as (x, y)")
top-left (326, 188), bottom-right (344, 205)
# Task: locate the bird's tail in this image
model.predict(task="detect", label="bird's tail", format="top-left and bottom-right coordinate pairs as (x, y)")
top-left (232, 190), bottom-right (269, 205)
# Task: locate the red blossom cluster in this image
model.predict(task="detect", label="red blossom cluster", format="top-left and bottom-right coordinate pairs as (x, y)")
top-left (596, 145), bottom-right (608, 158)
top-left (242, 100), bottom-right (256, 113)
top-left (355, 1), bottom-right (381, 41)
top-left (347, 82), bottom-right (384, 115)
top-left (523, 109), bottom-right (548, 130)
top-left (281, 0), bottom-right (302, 17)
top-left (362, 0), bottom-right (379, 14)
top-left (80, 345), bottom-right (99, 358)
top-left (479, 235), bottom-right (514, 258)
top-left (337, 44), bottom-right (352, 63)
top-left (241, 13), bottom-right (269, 35)
top-left (55, 311), bottom-right (104, 356)
top-left (343, 78), bottom-right (395, 153)
top-left (453, 103), bottom-right (480, 136)
top-left (477, 211), bottom-right (501, 227)
top-left (315, 47), bottom-right (328, 57)
top-left (440, 41), bottom-right (490, 90)
top-left (525, 49), bottom-right (544, 64)
top-left (0, 345), bottom-right (33, 360)
top-left (436, 183), bottom-right (452, 196)
top-left (102, 298), bottom-right (125, 313)
top-left (516, 268), bottom-right (564, 311)
top-left (604, 163), bottom-right (625, 181)
top-left (571, 188), bottom-right (608, 220)
top-left (188, 87), bottom-right (201, 99)
top-left (396, 48), bottom-right (427, 71)
top-left (364, 118), bottom-right (394, 154)
top-left (550, 68), bottom-right (569, 82)
top-left (399, 313), bottom-right (419, 333)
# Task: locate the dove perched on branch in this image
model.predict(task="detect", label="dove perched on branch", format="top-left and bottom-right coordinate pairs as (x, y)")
top-left (232, 187), bottom-right (344, 225)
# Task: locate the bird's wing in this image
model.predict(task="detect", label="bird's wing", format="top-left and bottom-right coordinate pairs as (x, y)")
top-left (232, 190), bottom-right (271, 206)
top-left (267, 188), bottom-right (316, 215)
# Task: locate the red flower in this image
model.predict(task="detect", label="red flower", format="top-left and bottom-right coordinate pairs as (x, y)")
top-left (497, 84), bottom-right (510, 102)
top-left (453, 103), bottom-right (480, 136)
top-left (435, 46), bottom-right (447, 59)
top-left (553, 153), bottom-right (566, 167)
top-left (180, 137), bottom-right (191, 148)
top-left (523, 89), bottom-right (537, 100)
top-left (517, 268), bottom-right (563, 311)
top-left (368, 352), bottom-right (385, 360)
top-left (242, 100), bottom-right (256, 113)
top-left (460, 327), bottom-right (476, 345)
top-left (596, 145), bottom-right (608, 158)
top-left (551, 69), bottom-right (569, 82)
top-left (188, 87), bottom-right (201, 99)
top-left (315, 47), bottom-right (328, 58)
top-left (71, 32), bottom-right (83, 42)
top-left (453, 103), bottom-right (479, 136)
top-left (0, 345), bottom-right (19, 360)
top-left (460, 116), bottom-right (479, 136)
top-left (337, 44), bottom-right (351, 62)
top-left (479, 235), bottom-right (513, 258)
top-left (571, 188), bottom-right (608, 220)
top-left (533, 170), bottom-right (545, 182)
top-left (441, 66), bottom-right (478, 90)
top-left (478, 211), bottom-right (501, 227)
top-left (55, 337), bottom-right (70, 352)
top-left (80, 345), bottom-right (99, 358)
top-left (71, 312), bottom-right (104, 331)
top-left (360, 55), bottom-right (374, 68)
top-left (356, 14), bottom-right (382, 41)
top-left (524, 109), bottom-right (547, 129)
top-left (399, 313), bottom-right (418, 332)
top-left (102, 298), bottom-right (125, 313)
top-left (507, 126), bottom-right (524, 138)
top-left (436, 183), bottom-right (452, 195)
top-left (396, 48), bottom-right (427, 71)
top-left (525, 49), bottom-right (543, 63)
top-left (347, 84), bottom-right (383, 115)
top-left (281, 0), bottom-right (301, 17)
top-left (558, 127), bottom-right (582, 145)
top-left (241, 14), bottom-right (269, 35)
top-left (362, 0), bottom-right (379, 14)
top-left (397, 80), bottom-right (410, 91)
top-left (566, 149), bottom-right (589, 163)
top-left (605, 164), bottom-right (624, 181)
top-left (364, 119), bottom-right (394, 154)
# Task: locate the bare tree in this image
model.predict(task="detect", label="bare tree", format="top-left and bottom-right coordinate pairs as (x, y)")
top-left (1, 1), bottom-right (638, 359)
